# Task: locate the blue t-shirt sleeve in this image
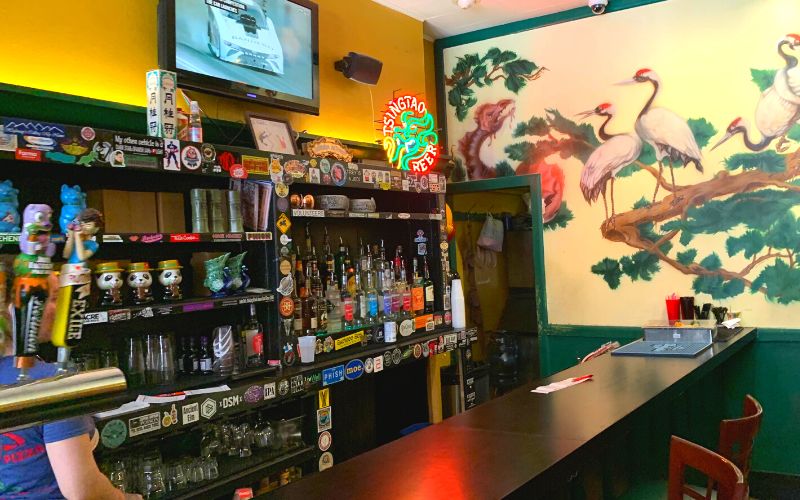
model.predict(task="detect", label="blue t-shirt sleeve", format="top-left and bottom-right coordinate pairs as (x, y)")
top-left (42, 416), bottom-right (94, 444)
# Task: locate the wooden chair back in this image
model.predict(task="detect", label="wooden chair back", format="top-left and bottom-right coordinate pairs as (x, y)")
top-left (668, 436), bottom-right (746, 500)
top-left (718, 394), bottom-right (763, 483)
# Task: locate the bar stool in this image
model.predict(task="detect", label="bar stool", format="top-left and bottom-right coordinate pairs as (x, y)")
top-left (718, 395), bottom-right (762, 486)
top-left (668, 436), bottom-right (747, 500)
top-left (619, 395), bottom-right (762, 499)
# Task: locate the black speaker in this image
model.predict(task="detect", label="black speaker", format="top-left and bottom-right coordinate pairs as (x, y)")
top-left (334, 52), bottom-right (383, 85)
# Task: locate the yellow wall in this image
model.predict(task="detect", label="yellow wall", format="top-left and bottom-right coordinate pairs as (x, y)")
top-left (0, 0), bottom-right (426, 144)
top-left (423, 39), bottom-right (438, 128)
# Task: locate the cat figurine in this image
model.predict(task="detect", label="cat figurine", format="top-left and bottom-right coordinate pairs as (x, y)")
top-left (58, 184), bottom-right (87, 234)
top-left (0, 180), bottom-right (20, 232)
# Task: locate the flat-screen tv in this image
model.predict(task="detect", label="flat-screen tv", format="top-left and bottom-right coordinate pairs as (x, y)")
top-left (159, 0), bottom-right (319, 115)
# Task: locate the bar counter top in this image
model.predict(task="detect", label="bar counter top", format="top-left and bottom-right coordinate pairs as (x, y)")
top-left (269, 327), bottom-right (756, 499)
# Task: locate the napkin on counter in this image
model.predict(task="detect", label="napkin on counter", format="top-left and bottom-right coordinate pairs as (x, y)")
top-left (721, 318), bottom-right (741, 329)
top-left (531, 375), bottom-right (592, 394)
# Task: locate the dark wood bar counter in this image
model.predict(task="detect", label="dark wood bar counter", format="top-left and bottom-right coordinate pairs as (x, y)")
top-left (270, 328), bottom-right (756, 499)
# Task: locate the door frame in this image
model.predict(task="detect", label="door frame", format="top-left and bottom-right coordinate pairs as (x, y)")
top-left (446, 174), bottom-right (549, 361)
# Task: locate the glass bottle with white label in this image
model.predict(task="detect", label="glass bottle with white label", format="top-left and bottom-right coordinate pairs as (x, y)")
top-left (352, 265), bottom-right (366, 329)
top-left (423, 257), bottom-right (435, 314)
top-left (198, 336), bottom-right (214, 375)
top-left (240, 304), bottom-right (265, 368)
top-left (364, 270), bottom-right (379, 326)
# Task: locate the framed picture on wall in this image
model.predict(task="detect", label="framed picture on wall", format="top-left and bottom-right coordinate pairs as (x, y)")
top-left (246, 112), bottom-right (298, 155)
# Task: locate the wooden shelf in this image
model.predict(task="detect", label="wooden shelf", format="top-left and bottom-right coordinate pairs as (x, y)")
top-left (83, 290), bottom-right (274, 326)
top-left (291, 209), bottom-right (442, 221)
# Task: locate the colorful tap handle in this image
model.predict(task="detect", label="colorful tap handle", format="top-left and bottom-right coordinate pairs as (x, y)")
top-left (52, 209), bottom-right (102, 369)
top-left (12, 204), bottom-right (55, 379)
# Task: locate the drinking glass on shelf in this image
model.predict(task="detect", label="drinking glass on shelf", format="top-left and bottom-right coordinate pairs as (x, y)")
top-left (188, 460), bottom-right (206, 484)
top-left (123, 337), bottom-right (146, 388)
top-left (141, 464), bottom-right (166, 499)
top-left (167, 462), bottom-right (188, 492)
top-left (108, 460), bottom-right (127, 492)
top-left (157, 333), bottom-right (176, 384)
top-left (146, 333), bottom-right (176, 385)
top-left (203, 457), bottom-right (219, 480)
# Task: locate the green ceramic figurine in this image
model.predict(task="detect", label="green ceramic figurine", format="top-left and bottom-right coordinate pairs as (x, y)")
top-left (204, 253), bottom-right (230, 297)
top-left (224, 252), bottom-right (250, 295)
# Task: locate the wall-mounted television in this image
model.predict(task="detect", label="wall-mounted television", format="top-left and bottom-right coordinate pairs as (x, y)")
top-left (158, 0), bottom-right (320, 115)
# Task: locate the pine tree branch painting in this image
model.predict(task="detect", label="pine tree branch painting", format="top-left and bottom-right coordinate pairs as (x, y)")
top-left (445, 48), bottom-right (546, 121)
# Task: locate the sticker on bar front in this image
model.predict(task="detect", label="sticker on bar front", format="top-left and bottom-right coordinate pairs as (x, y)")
top-left (317, 406), bottom-right (332, 433)
top-left (128, 412), bottom-right (161, 437)
top-left (181, 402), bottom-right (199, 425)
top-left (100, 419), bottom-right (127, 449)
top-left (322, 365), bottom-right (345, 386)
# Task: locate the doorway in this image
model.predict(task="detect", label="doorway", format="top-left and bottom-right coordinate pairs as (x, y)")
top-left (447, 175), bottom-right (546, 400)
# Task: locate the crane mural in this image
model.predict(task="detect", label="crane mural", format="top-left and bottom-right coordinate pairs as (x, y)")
top-left (443, 0), bottom-right (800, 326)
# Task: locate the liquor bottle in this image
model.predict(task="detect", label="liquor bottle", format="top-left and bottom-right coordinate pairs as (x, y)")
top-left (340, 271), bottom-right (354, 331)
top-left (176, 337), bottom-right (185, 375)
top-left (310, 247), bottom-right (324, 298)
top-left (411, 257), bottom-right (425, 315)
top-left (181, 337), bottom-right (195, 375)
top-left (304, 223), bottom-right (313, 258)
top-left (364, 270), bottom-right (379, 326)
top-left (335, 237), bottom-right (348, 284)
top-left (316, 283), bottom-right (328, 333)
top-left (381, 280), bottom-right (397, 343)
top-left (295, 252), bottom-right (307, 298)
top-left (191, 338), bottom-right (200, 374)
top-left (443, 258), bottom-right (453, 325)
top-left (390, 262), bottom-right (401, 318)
top-left (292, 270), bottom-right (303, 336)
top-left (302, 271), bottom-right (314, 334)
top-left (423, 257), bottom-right (435, 314)
top-left (188, 100), bottom-right (203, 143)
top-left (358, 238), bottom-right (368, 276)
top-left (198, 336), bottom-right (214, 375)
top-left (241, 304), bottom-right (265, 368)
top-left (326, 271), bottom-right (341, 333)
top-left (362, 242), bottom-right (374, 287)
top-left (353, 268), bottom-right (366, 329)
top-left (346, 266), bottom-right (356, 298)
top-left (394, 246), bottom-right (404, 281)
top-left (443, 257), bottom-right (453, 312)
top-left (344, 244), bottom-right (353, 272)
top-left (374, 240), bottom-right (386, 292)
top-left (323, 227), bottom-right (334, 283)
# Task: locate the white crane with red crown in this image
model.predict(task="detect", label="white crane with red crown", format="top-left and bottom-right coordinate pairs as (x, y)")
top-left (619, 69), bottom-right (703, 203)
top-left (576, 103), bottom-right (642, 219)
top-left (713, 34), bottom-right (800, 152)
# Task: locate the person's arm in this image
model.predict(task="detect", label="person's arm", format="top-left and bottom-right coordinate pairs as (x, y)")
top-left (46, 433), bottom-right (140, 500)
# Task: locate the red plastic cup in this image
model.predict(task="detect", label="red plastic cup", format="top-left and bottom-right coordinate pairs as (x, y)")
top-left (665, 298), bottom-right (680, 321)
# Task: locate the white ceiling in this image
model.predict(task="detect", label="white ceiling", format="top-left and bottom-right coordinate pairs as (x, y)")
top-left (372, 0), bottom-right (586, 39)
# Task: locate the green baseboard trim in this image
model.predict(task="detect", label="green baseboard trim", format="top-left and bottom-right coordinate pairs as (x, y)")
top-left (756, 328), bottom-right (800, 342)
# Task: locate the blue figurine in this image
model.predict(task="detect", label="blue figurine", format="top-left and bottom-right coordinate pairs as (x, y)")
top-left (0, 180), bottom-right (20, 232)
top-left (59, 185), bottom-right (87, 234)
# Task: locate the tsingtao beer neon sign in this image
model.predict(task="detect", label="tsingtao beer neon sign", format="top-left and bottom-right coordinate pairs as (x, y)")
top-left (382, 95), bottom-right (439, 172)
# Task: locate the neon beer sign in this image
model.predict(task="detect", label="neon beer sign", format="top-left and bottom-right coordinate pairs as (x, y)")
top-left (382, 95), bottom-right (439, 172)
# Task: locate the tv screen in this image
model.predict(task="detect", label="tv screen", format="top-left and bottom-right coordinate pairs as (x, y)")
top-left (159, 0), bottom-right (319, 115)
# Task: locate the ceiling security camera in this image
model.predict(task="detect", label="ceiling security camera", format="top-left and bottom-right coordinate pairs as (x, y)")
top-left (588, 0), bottom-right (608, 14)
